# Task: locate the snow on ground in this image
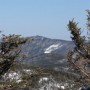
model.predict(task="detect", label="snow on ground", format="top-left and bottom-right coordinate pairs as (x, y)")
top-left (44, 43), bottom-right (63, 53)
top-left (23, 69), bottom-right (32, 75)
top-left (39, 76), bottom-right (67, 90)
top-left (3, 71), bottom-right (22, 83)
top-left (3, 69), bottom-right (33, 83)
top-left (39, 77), bottom-right (49, 83)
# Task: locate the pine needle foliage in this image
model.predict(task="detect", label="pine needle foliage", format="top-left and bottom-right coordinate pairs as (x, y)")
top-left (0, 34), bottom-right (27, 76)
top-left (67, 10), bottom-right (90, 83)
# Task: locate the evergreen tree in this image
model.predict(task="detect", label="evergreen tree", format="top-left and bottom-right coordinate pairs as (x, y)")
top-left (0, 34), bottom-right (27, 76)
top-left (67, 10), bottom-right (90, 83)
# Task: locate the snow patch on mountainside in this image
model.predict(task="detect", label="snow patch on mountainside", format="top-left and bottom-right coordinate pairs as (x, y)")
top-left (44, 43), bottom-right (63, 53)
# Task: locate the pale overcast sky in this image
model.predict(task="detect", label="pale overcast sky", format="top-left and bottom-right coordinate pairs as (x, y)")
top-left (0, 0), bottom-right (90, 40)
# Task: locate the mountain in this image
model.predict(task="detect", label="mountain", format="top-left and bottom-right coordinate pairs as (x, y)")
top-left (1, 36), bottom-right (83, 90)
top-left (20, 35), bottom-right (74, 70)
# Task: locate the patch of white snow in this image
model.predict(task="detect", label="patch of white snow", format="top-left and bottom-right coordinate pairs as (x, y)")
top-left (23, 69), bottom-right (32, 75)
top-left (39, 77), bottom-right (49, 83)
top-left (44, 44), bottom-right (63, 53)
top-left (3, 71), bottom-right (22, 83)
top-left (61, 86), bottom-right (65, 89)
top-left (16, 79), bottom-right (22, 83)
